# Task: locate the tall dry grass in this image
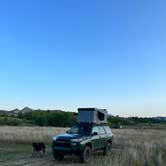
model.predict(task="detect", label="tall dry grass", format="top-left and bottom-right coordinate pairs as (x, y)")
top-left (110, 129), bottom-right (166, 166)
top-left (0, 126), bottom-right (68, 143)
top-left (0, 126), bottom-right (166, 166)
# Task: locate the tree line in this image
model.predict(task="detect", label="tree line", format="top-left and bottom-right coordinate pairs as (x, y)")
top-left (17, 111), bottom-right (77, 127)
top-left (0, 110), bottom-right (165, 127)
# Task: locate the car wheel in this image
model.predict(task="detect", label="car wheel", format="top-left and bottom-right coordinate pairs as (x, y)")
top-left (103, 142), bottom-right (112, 155)
top-left (80, 146), bottom-right (92, 163)
top-left (53, 151), bottom-right (64, 160)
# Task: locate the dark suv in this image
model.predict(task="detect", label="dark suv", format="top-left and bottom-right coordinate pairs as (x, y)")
top-left (52, 123), bottom-right (113, 163)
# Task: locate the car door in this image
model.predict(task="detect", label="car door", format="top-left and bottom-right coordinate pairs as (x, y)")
top-left (91, 126), bottom-right (100, 151)
top-left (103, 126), bottom-right (111, 147)
top-left (97, 126), bottom-right (106, 149)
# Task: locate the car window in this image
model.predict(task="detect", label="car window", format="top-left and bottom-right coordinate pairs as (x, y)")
top-left (92, 126), bottom-right (99, 134)
top-left (68, 123), bottom-right (92, 135)
top-left (68, 125), bottom-right (79, 134)
top-left (98, 126), bottom-right (105, 135)
top-left (104, 126), bottom-right (111, 134)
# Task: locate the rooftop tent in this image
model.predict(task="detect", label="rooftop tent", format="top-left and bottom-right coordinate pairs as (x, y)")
top-left (77, 108), bottom-right (108, 124)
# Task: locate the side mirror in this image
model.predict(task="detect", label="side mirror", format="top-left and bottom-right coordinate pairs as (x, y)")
top-left (92, 132), bottom-right (98, 136)
top-left (66, 130), bottom-right (69, 133)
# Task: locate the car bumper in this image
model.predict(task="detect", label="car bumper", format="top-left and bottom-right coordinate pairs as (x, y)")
top-left (52, 142), bottom-right (82, 155)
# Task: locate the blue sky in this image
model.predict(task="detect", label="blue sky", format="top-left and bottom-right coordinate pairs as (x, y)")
top-left (0, 0), bottom-right (166, 117)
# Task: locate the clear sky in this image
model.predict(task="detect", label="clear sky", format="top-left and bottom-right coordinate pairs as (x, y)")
top-left (0, 0), bottom-right (166, 117)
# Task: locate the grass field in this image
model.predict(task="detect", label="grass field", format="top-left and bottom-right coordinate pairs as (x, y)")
top-left (0, 126), bottom-right (166, 166)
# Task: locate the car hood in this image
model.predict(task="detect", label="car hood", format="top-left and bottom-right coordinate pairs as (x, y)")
top-left (53, 133), bottom-right (85, 141)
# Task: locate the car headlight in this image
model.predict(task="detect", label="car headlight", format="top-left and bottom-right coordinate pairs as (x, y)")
top-left (71, 142), bottom-right (78, 146)
top-left (53, 136), bottom-right (58, 141)
top-left (71, 139), bottom-right (79, 146)
top-left (71, 139), bottom-right (79, 142)
top-left (71, 139), bottom-right (81, 146)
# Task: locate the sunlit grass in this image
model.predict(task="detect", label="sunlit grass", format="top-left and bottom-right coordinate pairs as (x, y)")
top-left (0, 126), bottom-right (166, 166)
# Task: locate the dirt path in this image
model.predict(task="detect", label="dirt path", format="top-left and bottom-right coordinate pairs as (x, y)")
top-left (0, 143), bottom-right (115, 166)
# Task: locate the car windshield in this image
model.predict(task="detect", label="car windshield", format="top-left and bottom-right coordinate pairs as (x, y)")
top-left (68, 123), bottom-right (92, 135)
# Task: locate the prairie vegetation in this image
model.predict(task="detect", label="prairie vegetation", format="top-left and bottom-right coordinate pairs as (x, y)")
top-left (1, 110), bottom-right (165, 128)
top-left (0, 126), bottom-right (166, 166)
top-left (0, 126), bottom-right (67, 144)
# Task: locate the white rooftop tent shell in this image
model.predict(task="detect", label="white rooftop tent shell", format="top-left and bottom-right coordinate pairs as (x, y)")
top-left (77, 108), bottom-right (108, 124)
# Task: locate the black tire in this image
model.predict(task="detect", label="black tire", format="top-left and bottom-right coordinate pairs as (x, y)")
top-left (80, 146), bottom-right (92, 163)
top-left (103, 142), bottom-right (112, 156)
top-left (53, 151), bottom-right (64, 160)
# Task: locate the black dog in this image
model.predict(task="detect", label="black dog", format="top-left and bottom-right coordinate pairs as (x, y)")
top-left (32, 142), bottom-right (46, 157)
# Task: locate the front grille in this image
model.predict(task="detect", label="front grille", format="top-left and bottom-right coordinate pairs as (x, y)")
top-left (54, 142), bottom-right (71, 147)
top-left (57, 138), bottom-right (70, 142)
top-left (53, 139), bottom-right (71, 148)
